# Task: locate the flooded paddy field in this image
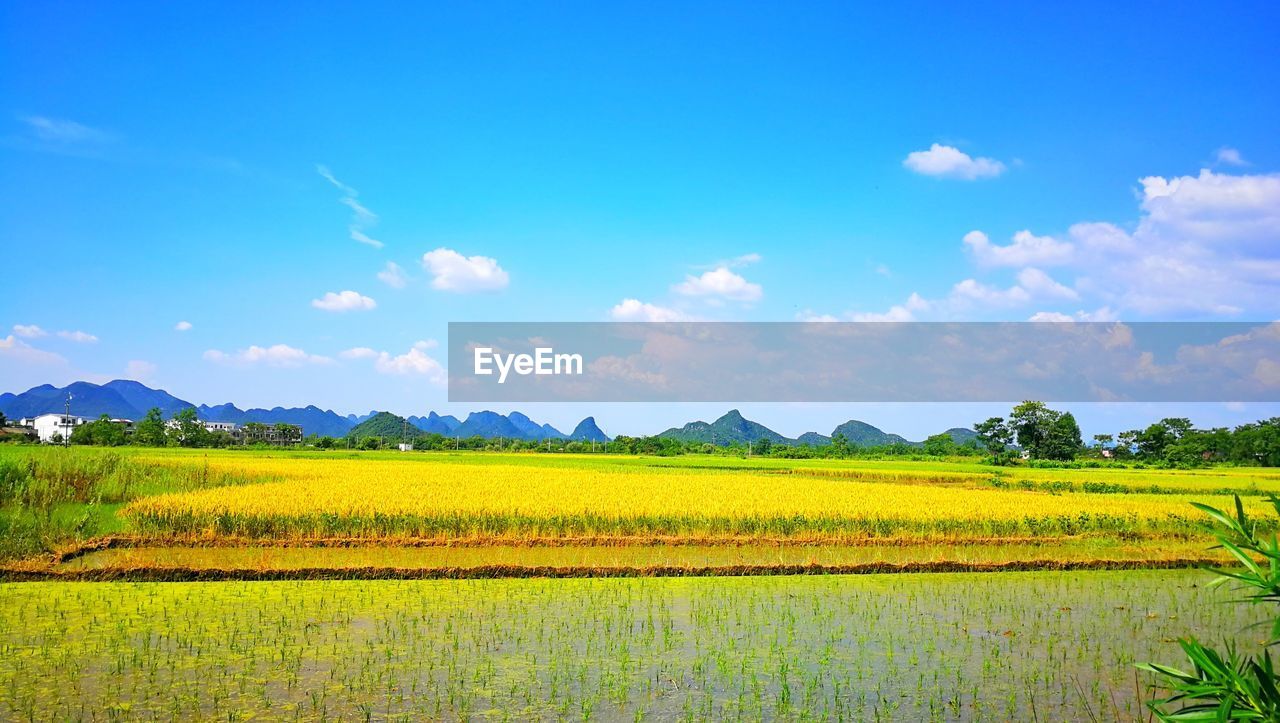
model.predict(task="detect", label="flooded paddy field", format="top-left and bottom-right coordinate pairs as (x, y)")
top-left (0, 570), bottom-right (1263, 721)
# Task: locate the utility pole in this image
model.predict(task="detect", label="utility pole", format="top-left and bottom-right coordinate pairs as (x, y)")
top-left (64, 393), bottom-right (72, 447)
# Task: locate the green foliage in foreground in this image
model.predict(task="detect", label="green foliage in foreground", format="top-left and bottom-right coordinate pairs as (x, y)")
top-left (1141, 496), bottom-right (1280, 720)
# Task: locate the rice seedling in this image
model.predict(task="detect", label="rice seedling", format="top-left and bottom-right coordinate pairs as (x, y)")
top-left (0, 571), bottom-right (1266, 721)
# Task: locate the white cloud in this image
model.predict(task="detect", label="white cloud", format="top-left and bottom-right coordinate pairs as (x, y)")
top-left (848, 293), bottom-right (931, 322)
top-left (377, 261), bottom-right (408, 288)
top-left (950, 278), bottom-right (1031, 306)
top-left (903, 144), bottom-right (1005, 180)
top-left (125, 360), bottom-right (157, 380)
top-left (316, 165), bottom-right (384, 249)
top-left (610, 299), bottom-right (690, 322)
top-left (174, 321), bottom-right (193, 332)
top-left (1028, 306), bottom-right (1118, 322)
top-left (421, 248), bottom-right (510, 292)
top-left (1216, 147), bottom-right (1248, 167)
top-left (340, 341), bottom-right (446, 383)
top-left (311, 290), bottom-right (377, 312)
top-left (21, 116), bottom-right (109, 143)
top-left (204, 344), bottom-right (332, 368)
top-left (796, 310), bottom-right (840, 323)
top-left (964, 229), bottom-right (1074, 267)
top-left (1015, 268), bottom-right (1078, 300)
top-left (0, 335), bottom-right (67, 366)
top-left (1075, 169), bottom-right (1280, 315)
top-left (673, 267), bottom-right (762, 302)
top-left (57, 330), bottom-right (98, 343)
top-left (12, 324), bottom-right (46, 338)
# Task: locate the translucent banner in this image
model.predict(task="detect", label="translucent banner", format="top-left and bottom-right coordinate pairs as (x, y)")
top-left (447, 321), bottom-right (1280, 402)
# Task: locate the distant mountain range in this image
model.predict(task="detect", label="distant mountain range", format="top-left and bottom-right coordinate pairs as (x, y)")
top-left (0, 381), bottom-right (609, 442)
top-left (350, 410), bottom-right (610, 443)
top-left (1, 381), bottom-right (974, 446)
top-left (657, 409), bottom-right (977, 448)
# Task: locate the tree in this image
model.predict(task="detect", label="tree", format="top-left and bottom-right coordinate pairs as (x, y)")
top-left (923, 433), bottom-right (957, 457)
top-left (1231, 419), bottom-right (1280, 467)
top-left (1009, 401), bottom-right (1055, 458)
top-left (830, 432), bottom-right (850, 458)
top-left (1092, 433), bottom-right (1113, 450)
top-left (134, 408), bottom-right (167, 447)
top-left (1041, 411), bottom-right (1083, 461)
top-left (1117, 430), bottom-right (1140, 458)
top-left (169, 408), bottom-right (206, 447)
top-left (974, 417), bottom-right (1013, 462)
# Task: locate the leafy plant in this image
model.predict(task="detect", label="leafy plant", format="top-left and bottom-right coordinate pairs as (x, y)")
top-left (1139, 495), bottom-right (1280, 720)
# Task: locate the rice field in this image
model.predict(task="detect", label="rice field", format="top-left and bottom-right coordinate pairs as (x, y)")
top-left (0, 571), bottom-right (1265, 721)
top-left (2, 446), bottom-right (1275, 720)
top-left (120, 454), bottom-right (1272, 542)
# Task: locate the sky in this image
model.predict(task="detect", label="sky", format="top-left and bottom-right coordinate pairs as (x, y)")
top-left (2, 1), bottom-right (1279, 439)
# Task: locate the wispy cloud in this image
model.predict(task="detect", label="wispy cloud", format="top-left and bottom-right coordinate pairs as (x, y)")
top-left (174, 321), bottom-right (193, 332)
top-left (377, 261), bottom-right (408, 289)
top-left (316, 165), bottom-right (384, 248)
top-left (20, 115), bottom-right (111, 144)
top-left (12, 324), bottom-right (46, 338)
top-left (56, 330), bottom-right (98, 343)
top-left (1215, 147), bottom-right (1248, 167)
top-left (125, 359), bottom-right (157, 381)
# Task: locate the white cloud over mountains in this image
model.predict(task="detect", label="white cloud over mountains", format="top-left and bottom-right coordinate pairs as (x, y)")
top-left (903, 144), bottom-right (1006, 180)
top-left (204, 344), bottom-right (332, 368)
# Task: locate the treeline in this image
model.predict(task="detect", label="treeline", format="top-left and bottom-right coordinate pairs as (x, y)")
top-left (331, 429), bottom-right (985, 459)
top-left (975, 401), bottom-right (1280, 467)
top-left (61, 409), bottom-right (301, 448)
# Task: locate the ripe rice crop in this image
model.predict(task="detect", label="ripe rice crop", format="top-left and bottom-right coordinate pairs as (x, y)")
top-left (122, 457), bottom-right (1269, 541)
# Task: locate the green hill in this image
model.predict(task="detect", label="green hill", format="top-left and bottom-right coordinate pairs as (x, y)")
top-left (830, 419), bottom-right (917, 447)
top-left (657, 409), bottom-right (792, 445)
top-left (347, 411), bottom-right (417, 442)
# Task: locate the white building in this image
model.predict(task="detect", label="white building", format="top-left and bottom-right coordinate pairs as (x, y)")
top-left (165, 419), bottom-right (239, 433)
top-left (27, 414), bottom-right (87, 443)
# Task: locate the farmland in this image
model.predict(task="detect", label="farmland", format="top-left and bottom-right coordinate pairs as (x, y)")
top-left (1, 445), bottom-right (1278, 719)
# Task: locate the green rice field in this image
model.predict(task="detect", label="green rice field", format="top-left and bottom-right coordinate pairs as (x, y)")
top-left (0, 570), bottom-right (1265, 721)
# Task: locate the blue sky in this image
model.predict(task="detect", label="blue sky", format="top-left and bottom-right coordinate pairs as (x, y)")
top-left (3, 2), bottom-right (1279, 438)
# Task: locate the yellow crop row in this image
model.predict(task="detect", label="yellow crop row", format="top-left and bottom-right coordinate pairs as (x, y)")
top-left (121, 457), bottom-right (1257, 540)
